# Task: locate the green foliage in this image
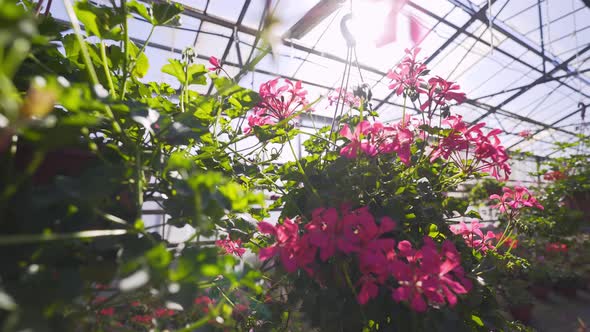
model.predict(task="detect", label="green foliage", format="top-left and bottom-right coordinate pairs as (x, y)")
top-left (0, 2), bottom-right (268, 331)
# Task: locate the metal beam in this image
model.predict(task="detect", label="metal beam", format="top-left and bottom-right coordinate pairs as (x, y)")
top-left (472, 44), bottom-right (590, 123)
top-left (283, 0), bottom-right (344, 39)
top-left (448, 0), bottom-right (590, 87)
top-left (373, 0), bottom-right (496, 111)
top-left (508, 102), bottom-right (589, 150)
top-left (407, 1), bottom-right (590, 100)
top-left (473, 68), bottom-right (590, 100)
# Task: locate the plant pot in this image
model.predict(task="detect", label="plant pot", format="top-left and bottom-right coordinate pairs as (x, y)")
top-left (509, 304), bottom-right (534, 324)
top-left (554, 284), bottom-right (577, 298)
top-left (529, 284), bottom-right (551, 300)
top-left (15, 145), bottom-right (97, 185)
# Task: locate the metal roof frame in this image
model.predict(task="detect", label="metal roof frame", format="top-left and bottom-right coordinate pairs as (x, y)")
top-left (142, 0), bottom-right (589, 157)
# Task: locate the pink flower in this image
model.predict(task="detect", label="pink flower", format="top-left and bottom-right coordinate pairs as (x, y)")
top-left (99, 307), bottom-right (115, 316)
top-left (339, 121), bottom-right (377, 158)
top-left (376, 0), bottom-right (422, 47)
top-left (387, 48), bottom-right (427, 96)
top-left (489, 186), bottom-right (544, 214)
top-left (391, 238), bottom-right (471, 312)
top-left (430, 115), bottom-right (511, 180)
top-left (216, 238), bottom-right (246, 257)
top-left (258, 218), bottom-right (313, 272)
top-left (450, 220), bottom-right (496, 252)
top-left (154, 308), bottom-right (175, 318)
top-left (420, 76), bottom-right (466, 112)
top-left (543, 170), bottom-right (566, 181)
top-left (545, 242), bottom-right (568, 253)
top-left (194, 296), bottom-right (215, 313)
top-left (304, 207), bottom-right (342, 261)
top-left (131, 314), bottom-right (153, 325)
top-left (339, 119), bottom-right (417, 165)
top-left (328, 88), bottom-right (360, 108)
top-left (518, 130), bottom-right (532, 138)
top-left (357, 276), bottom-right (380, 305)
top-left (208, 56), bottom-right (222, 73)
top-left (245, 78), bottom-right (311, 134)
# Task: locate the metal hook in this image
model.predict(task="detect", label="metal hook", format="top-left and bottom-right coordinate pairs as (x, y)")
top-left (579, 102), bottom-right (587, 121)
top-left (340, 13), bottom-right (356, 47)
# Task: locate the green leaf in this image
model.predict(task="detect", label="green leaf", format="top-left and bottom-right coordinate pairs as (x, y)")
top-left (161, 59), bottom-right (185, 82)
top-left (128, 0), bottom-right (152, 23)
top-left (128, 41), bottom-right (149, 78)
top-left (146, 244), bottom-right (172, 269)
top-left (471, 314), bottom-right (484, 327)
top-left (161, 59), bottom-right (207, 85)
top-left (74, 1), bottom-right (124, 41)
top-left (151, 2), bottom-right (183, 26)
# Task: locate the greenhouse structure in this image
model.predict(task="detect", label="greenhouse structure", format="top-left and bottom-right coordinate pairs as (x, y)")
top-left (0, 0), bottom-right (589, 331)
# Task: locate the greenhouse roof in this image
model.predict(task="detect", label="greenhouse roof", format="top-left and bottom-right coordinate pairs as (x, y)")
top-left (50, 0), bottom-right (590, 159)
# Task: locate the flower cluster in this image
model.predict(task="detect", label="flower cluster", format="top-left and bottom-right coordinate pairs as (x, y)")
top-left (339, 118), bottom-right (417, 165)
top-left (450, 220), bottom-right (496, 252)
top-left (216, 238), bottom-right (246, 257)
top-left (518, 130), bottom-right (533, 139)
top-left (419, 76), bottom-right (466, 112)
top-left (245, 78), bottom-right (311, 134)
top-left (257, 206), bottom-right (472, 311)
top-left (388, 48), bottom-right (465, 114)
top-left (545, 242), bottom-right (568, 254)
top-left (328, 88), bottom-right (360, 108)
top-left (489, 186), bottom-right (544, 214)
top-left (208, 56), bottom-right (222, 73)
top-left (387, 48), bottom-right (428, 96)
top-left (543, 170), bottom-right (566, 181)
top-left (430, 115), bottom-right (511, 180)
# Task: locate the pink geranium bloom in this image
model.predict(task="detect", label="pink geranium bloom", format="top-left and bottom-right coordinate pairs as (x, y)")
top-left (154, 308), bottom-right (175, 318)
top-left (387, 48), bottom-right (428, 96)
top-left (490, 186), bottom-right (544, 214)
top-left (430, 115), bottom-right (511, 180)
top-left (518, 129), bottom-right (533, 138)
top-left (420, 76), bottom-right (466, 112)
top-left (328, 88), bottom-right (361, 108)
top-left (357, 276), bottom-right (380, 305)
top-left (215, 238), bottom-right (246, 257)
top-left (376, 1), bottom-right (423, 47)
top-left (450, 220), bottom-right (496, 252)
top-left (305, 207), bottom-right (341, 261)
top-left (391, 238), bottom-right (471, 312)
top-left (339, 121), bottom-right (377, 158)
top-left (208, 56), bottom-right (222, 73)
top-left (245, 78), bottom-right (311, 134)
top-left (99, 307), bottom-right (115, 316)
top-left (258, 218), bottom-right (311, 272)
top-left (543, 170), bottom-right (566, 181)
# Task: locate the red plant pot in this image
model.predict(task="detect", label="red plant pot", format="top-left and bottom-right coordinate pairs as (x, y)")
top-left (509, 304), bottom-right (534, 324)
top-left (529, 285), bottom-right (551, 300)
top-left (554, 285), bottom-right (577, 298)
top-left (15, 146), bottom-right (97, 185)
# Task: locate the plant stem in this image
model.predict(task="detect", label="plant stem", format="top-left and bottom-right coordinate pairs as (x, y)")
top-left (99, 41), bottom-right (116, 98)
top-left (62, 0), bottom-right (99, 85)
top-left (119, 0), bottom-right (130, 100)
top-left (135, 144), bottom-right (143, 221)
top-left (0, 229), bottom-right (128, 245)
top-left (287, 138), bottom-right (320, 200)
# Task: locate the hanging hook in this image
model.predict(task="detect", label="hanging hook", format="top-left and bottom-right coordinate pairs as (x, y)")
top-left (340, 13), bottom-right (356, 47)
top-left (579, 102), bottom-right (587, 120)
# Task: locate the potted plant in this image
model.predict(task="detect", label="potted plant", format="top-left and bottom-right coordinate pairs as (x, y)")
top-left (528, 265), bottom-right (552, 300)
top-left (502, 280), bottom-right (535, 325)
top-left (552, 269), bottom-right (582, 298)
